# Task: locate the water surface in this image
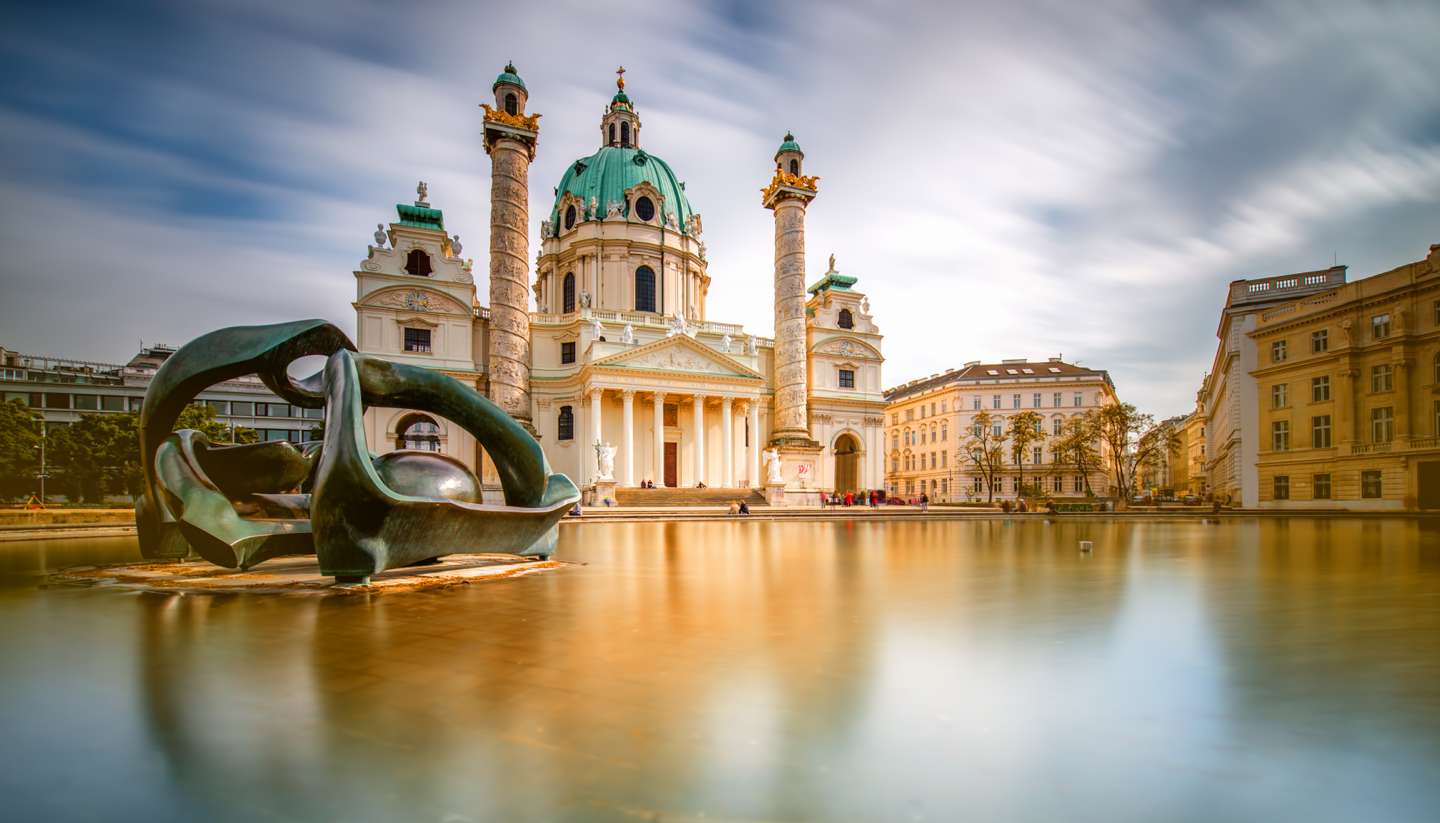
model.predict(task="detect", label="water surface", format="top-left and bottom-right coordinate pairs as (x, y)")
top-left (2, 518), bottom-right (1439, 822)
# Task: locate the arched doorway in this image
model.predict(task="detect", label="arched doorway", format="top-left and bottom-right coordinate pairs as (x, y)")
top-left (834, 433), bottom-right (861, 494)
top-left (396, 414), bottom-right (441, 451)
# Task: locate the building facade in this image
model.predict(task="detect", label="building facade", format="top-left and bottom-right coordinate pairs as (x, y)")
top-left (354, 66), bottom-right (885, 502)
top-left (883, 359), bottom-right (1118, 502)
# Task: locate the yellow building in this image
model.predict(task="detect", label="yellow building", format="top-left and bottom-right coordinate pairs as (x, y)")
top-left (883, 359), bottom-right (1117, 502)
top-left (1250, 243), bottom-right (1440, 509)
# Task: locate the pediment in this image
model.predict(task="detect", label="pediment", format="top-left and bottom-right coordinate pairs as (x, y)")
top-left (591, 335), bottom-right (763, 380)
top-left (813, 335), bottom-right (881, 359)
top-left (360, 286), bottom-right (469, 316)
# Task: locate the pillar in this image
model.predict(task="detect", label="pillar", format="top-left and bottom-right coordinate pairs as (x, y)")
top-left (622, 390), bottom-right (635, 486)
top-left (763, 168), bottom-right (818, 446)
top-left (748, 400), bottom-right (761, 487)
top-left (1395, 352), bottom-right (1412, 439)
top-left (692, 394), bottom-right (706, 486)
top-left (483, 89), bottom-right (540, 429)
top-left (1337, 363), bottom-right (1356, 445)
top-left (653, 392), bottom-right (666, 486)
top-left (590, 388), bottom-right (603, 474)
top-left (721, 396), bottom-right (734, 487)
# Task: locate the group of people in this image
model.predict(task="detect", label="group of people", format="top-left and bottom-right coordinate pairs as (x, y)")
top-left (726, 500), bottom-right (751, 516)
top-left (821, 489), bottom-right (883, 508)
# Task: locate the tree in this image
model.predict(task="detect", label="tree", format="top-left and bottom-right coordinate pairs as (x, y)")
top-left (962, 411), bottom-right (1006, 503)
top-left (1006, 410), bottom-right (1045, 498)
top-left (1051, 412), bottom-right (1100, 496)
top-left (0, 399), bottom-right (42, 501)
top-left (1093, 403), bottom-right (1182, 503)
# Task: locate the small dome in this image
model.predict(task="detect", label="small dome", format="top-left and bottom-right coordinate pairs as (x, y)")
top-left (493, 62), bottom-right (526, 92)
top-left (775, 131), bottom-right (803, 159)
top-left (550, 146), bottom-right (694, 231)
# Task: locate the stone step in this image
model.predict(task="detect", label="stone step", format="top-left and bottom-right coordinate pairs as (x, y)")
top-left (612, 487), bottom-right (767, 508)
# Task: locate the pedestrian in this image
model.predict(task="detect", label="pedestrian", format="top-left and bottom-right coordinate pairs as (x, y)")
top-left (920, 492), bottom-right (929, 512)
top-left (738, 500), bottom-right (750, 515)
top-left (728, 500), bottom-right (740, 515)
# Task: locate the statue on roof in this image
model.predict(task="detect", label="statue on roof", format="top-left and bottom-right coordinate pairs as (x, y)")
top-left (450, 235), bottom-right (463, 256)
top-left (416, 181), bottom-right (429, 206)
top-left (374, 224), bottom-right (386, 248)
top-left (828, 253), bottom-right (836, 272)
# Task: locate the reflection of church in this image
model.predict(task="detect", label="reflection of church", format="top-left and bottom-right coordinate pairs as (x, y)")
top-left (353, 65), bottom-right (885, 503)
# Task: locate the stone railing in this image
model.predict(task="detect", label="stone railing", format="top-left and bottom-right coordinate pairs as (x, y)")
top-left (1232, 266), bottom-right (1346, 307)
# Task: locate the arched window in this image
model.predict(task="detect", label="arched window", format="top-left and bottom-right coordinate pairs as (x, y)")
top-left (1433, 350), bottom-right (1440, 383)
top-left (837, 308), bottom-right (853, 329)
top-left (620, 121), bottom-right (630, 147)
top-left (634, 196), bottom-right (655, 222)
top-left (564, 204), bottom-right (577, 230)
top-left (404, 249), bottom-right (432, 277)
top-left (504, 93), bottom-right (518, 116)
top-left (635, 266), bottom-right (656, 312)
top-left (789, 159), bottom-right (799, 175)
top-left (608, 123), bottom-right (616, 145)
top-left (397, 415), bottom-right (441, 451)
top-left (563, 272), bottom-right (576, 313)
top-left (557, 405), bottom-right (574, 441)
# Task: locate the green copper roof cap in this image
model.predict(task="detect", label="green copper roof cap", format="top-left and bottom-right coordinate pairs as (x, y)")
top-left (493, 62), bottom-right (526, 92)
top-left (549, 146), bottom-right (694, 231)
top-left (611, 90), bottom-right (631, 107)
top-left (396, 203), bottom-right (444, 231)
top-left (807, 270), bottom-right (857, 295)
top-left (775, 131), bottom-right (803, 159)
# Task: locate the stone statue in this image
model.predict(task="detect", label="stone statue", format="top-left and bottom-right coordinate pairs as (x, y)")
top-left (373, 223), bottom-right (387, 248)
top-left (861, 296), bottom-right (870, 313)
top-left (416, 180), bottom-right (429, 205)
top-left (541, 219), bottom-right (552, 238)
top-left (606, 200), bottom-right (623, 218)
top-left (720, 334), bottom-right (732, 353)
top-left (579, 289), bottom-right (592, 309)
top-left (828, 253), bottom-right (836, 272)
top-left (591, 317), bottom-right (603, 338)
top-left (747, 335), bottom-right (758, 355)
top-left (666, 314), bottom-right (693, 338)
top-left (132, 320), bottom-right (578, 584)
top-left (622, 323), bottom-right (635, 345)
top-left (450, 234), bottom-right (463, 256)
top-left (588, 196), bottom-right (597, 219)
top-left (595, 441), bottom-right (617, 481)
top-left (664, 210), bottom-right (678, 229)
top-left (764, 448), bottom-right (784, 485)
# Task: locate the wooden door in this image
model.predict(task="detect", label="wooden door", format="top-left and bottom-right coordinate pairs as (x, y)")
top-left (1420, 462), bottom-right (1440, 509)
top-left (664, 442), bottom-right (679, 487)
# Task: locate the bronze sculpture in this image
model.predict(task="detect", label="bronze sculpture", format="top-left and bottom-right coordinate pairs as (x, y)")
top-left (135, 320), bottom-right (578, 584)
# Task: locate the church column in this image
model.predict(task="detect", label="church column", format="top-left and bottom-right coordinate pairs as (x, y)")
top-left (748, 400), bottom-right (761, 487)
top-left (590, 388), bottom-right (604, 476)
top-left (653, 392), bottom-right (666, 486)
top-left (622, 390), bottom-right (635, 486)
top-left (692, 394), bottom-right (707, 485)
top-left (483, 67), bottom-right (540, 430)
top-left (721, 396), bottom-right (734, 487)
top-left (762, 136), bottom-right (819, 447)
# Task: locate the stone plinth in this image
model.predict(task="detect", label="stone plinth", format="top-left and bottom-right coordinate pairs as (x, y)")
top-left (590, 479), bottom-right (618, 506)
top-left (764, 483), bottom-right (786, 506)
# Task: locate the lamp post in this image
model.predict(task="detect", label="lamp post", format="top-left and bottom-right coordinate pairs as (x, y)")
top-left (34, 420), bottom-right (47, 504)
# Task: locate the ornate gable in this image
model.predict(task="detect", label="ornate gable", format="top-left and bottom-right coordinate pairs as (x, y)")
top-left (813, 336), bottom-right (882, 360)
top-left (361, 286), bottom-right (469, 316)
top-left (591, 335), bottom-right (763, 380)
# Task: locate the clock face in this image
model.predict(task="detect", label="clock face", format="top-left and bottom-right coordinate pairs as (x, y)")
top-left (404, 291), bottom-right (433, 311)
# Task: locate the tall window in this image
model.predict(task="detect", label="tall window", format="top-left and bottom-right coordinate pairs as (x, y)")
top-left (1052, 417), bottom-right (1062, 435)
top-left (1312, 415), bottom-right (1331, 448)
top-left (558, 406), bottom-right (574, 441)
top-left (838, 368), bottom-right (855, 389)
top-left (608, 123), bottom-right (616, 145)
top-left (1033, 393), bottom-right (1042, 407)
top-left (1032, 446), bottom-right (1043, 464)
top-left (504, 93), bottom-right (518, 116)
top-left (404, 249), bottom-right (432, 277)
top-left (973, 397), bottom-right (981, 410)
top-left (1271, 340), bottom-right (1287, 363)
top-left (1371, 406), bottom-right (1394, 443)
top-left (397, 416), bottom-right (441, 451)
top-left (1012, 394), bottom-right (1021, 409)
top-left (941, 424), bottom-right (947, 441)
top-left (564, 204), bottom-right (577, 230)
top-left (1434, 351), bottom-right (1440, 383)
top-left (1435, 399), bottom-right (1440, 435)
top-left (1271, 420), bottom-right (1289, 451)
top-left (1372, 313), bottom-right (1391, 340)
top-left (1313, 473), bottom-right (1331, 500)
top-left (1053, 392), bottom-right (1062, 407)
top-left (1371, 364), bottom-right (1393, 393)
top-left (1271, 383), bottom-right (1288, 408)
top-left (1361, 469), bottom-right (1382, 498)
top-left (563, 272), bottom-right (576, 313)
top-left (403, 327), bottom-right (431, 353)
top-left (1273, 476), bottom-right (1290, 500)
top-left (1311, 329), bottom-right (1328, 353)
top-left (620, 121), bottom-right (630, 147)
top-left (789, 159), bottom-right (799, 175)
top-left (992, 421), bottom-right (1003, 438)
top-left (1312, 376), bottom-right (1330, 402)
top-left (992, 395), bottom-right (1001, 409)
top-left (838, 309), bottom-right (854, 329)
top-left (561, 341), bottom-right (576, 364)
top-left (635, 266), bottom-right (656, 312)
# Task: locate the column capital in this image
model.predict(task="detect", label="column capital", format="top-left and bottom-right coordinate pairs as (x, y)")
top-left (620, 388), bottom-right (636, 399)
top-left (589, 386), bottom-right (604, 399)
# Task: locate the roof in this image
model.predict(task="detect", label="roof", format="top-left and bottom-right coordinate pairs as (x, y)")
top-left (775, 132), bottom-right (802, 159)
top-left (549, 146), bottom-right (694, 231)
top-left (396, 202), bottom-right (444, 231)
top-left (884, 359), bottom-right (1112, 402)
top-left (807, 271), bottom-right (857, 295)
top-left (493, 63), bottom-right (526, 92)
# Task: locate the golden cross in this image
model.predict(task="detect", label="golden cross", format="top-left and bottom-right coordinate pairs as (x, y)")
top-left (616, 65), bottom-right (626, 89)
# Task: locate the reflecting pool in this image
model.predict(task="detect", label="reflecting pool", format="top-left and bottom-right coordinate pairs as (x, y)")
top-left (3, 518), bottom-right (1440, 822)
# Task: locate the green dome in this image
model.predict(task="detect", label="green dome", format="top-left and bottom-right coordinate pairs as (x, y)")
top-left (493, 63), bottom-right (526, 92)
top-left (775, 132), bottom-right (802, 159)
top-left (549, 146), bottom-right (695, 231)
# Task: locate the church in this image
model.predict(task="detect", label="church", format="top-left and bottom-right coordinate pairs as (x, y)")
top-left (352, 65), bottom-right (885, 505)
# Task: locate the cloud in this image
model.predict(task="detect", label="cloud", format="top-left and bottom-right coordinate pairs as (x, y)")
top-left (0, 0), bottom-right (1437, 417)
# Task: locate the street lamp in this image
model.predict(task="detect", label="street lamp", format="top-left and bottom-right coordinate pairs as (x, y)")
top-left (33, 420), bottom-right (47, 504)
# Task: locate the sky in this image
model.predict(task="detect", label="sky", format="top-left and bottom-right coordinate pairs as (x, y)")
top-left (1, 0), bottom-right (1437, 417)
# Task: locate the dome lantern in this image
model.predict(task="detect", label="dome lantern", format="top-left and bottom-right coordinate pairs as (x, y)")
top-left (600, 66), bottom-right (641, 149)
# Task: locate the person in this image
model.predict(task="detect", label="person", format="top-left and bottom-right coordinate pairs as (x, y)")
top-left (819, 492), bottom-right (827, 509)
top-left (869, 490), bottom-right (878, 508)
top-left (738, 500), bottom-right (750, 515)
top-left (920, 492), bottom-right (929, 511)
top-left (568, 501), bottom-right (582, 517)
top-left (728, 500), bottom-right (740, 515)
top-left (844, 491), bottom-right (853, 507)
top-left (1018, 498), bottom-right (1027, 513)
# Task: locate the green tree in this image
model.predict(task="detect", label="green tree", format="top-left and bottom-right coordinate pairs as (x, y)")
top-left (0, 399), bottom-right (42, 501)
top-left (1051, 412), bottom-right (1101, 496)
top-left (1006, 410), bottom-right (1045, 498)
top-left (1093, 402), bottom-right (1182, 503)
top-left (962, 411), bottom-right (1005, 503)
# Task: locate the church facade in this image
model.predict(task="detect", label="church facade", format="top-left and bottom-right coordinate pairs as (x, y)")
top-left (353, 65), bottom-right (885, 503)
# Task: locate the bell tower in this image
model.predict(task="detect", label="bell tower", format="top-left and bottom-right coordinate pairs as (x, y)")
top-left (600, 66), bottom-right (641, 148)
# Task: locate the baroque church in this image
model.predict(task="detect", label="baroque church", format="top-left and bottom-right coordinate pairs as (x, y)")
top-left (352, 65), bottom-right (885, 504)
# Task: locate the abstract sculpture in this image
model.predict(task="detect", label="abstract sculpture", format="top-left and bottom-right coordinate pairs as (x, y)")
top-left (135, 320), bottom-right (579, 584)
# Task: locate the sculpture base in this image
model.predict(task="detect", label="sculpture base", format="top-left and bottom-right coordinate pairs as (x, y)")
top-left (589, 479), bottom-right (618, 507)
top-left (764, 483), bottom-right (786, 506)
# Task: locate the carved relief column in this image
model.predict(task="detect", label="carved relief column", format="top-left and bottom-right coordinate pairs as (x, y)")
top-left (482, 81), bottom-right (540, 431)
top-left (763, 176), bottom-right (818, 446)
top-left (621, 390), bottom-right (635, 487)
top-left (721, 396), bottom-right (734, 487)
top-left (748, 400), bottom-right (761, 487)
top-left (653, 392), bottom-right (666, 486)
top-left (692, 394), bottom-right (707, 486)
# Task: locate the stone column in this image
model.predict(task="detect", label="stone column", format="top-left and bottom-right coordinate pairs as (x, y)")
top-left (653, 392), bottom-right (666, 486)
top-left (622, 390), bottom-right (635, 487)
top-left (692, 394), bottom-right (706, 486)
top-left (590, 387), bottom-right (603, 452)
top-left (768, 196), bottom-right (814, 442)
top-left (483, 113), bottom-right (539, 429)
top-left (1337, 363), bottom-right (1357, 446)
top-left (721, 396), bottom-right (734, 487)
top-left (1395, 352), bottom-right (1412, 440)
top-left (748, 400), bottom-right (761, 487)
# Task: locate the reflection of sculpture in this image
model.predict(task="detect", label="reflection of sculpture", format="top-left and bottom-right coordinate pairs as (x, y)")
top-left (764, 448), bottom-right (783, 484)
top-left (595, 442), bottom-right (616, 481)
top-left (134, 320), bottom-right (579, 584)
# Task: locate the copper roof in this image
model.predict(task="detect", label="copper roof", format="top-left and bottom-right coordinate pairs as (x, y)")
top-left (884, 360), bottom-right (1111, 402)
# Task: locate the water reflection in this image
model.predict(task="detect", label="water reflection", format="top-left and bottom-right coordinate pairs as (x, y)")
top-left (1, 519), bottom-right (1439, 821)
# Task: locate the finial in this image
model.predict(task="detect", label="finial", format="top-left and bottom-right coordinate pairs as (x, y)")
top-left (784, 131), bottom-right (794, 141)
top-left (416, 180), bottom-right (428, 205)
top-left (504, 60), bottom-right (517, 74)
top-left (616, 65), bottom-right (626, 90)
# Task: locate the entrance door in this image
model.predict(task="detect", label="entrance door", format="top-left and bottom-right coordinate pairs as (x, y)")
top-left (834, 434), bottom-right (860, 494)
top-left (663, 442), bottom-right (679, 487)
top-left (1420, 462), bottom-right (1440, 509)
